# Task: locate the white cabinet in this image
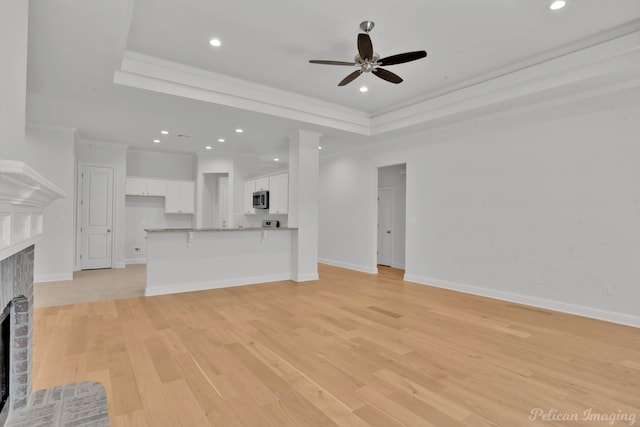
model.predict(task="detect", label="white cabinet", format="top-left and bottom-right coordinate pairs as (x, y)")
top-left (147, 179), bottom-right (166, 196)
top-left (268, 173), bottom-right (288, 214)
top-left (244, 174), bottom-right (288, 215)
top-left (255, 177), bottom-right (269, 191)
top-left (165, 180), bottom-right (194, 214)
top-left (126, 177), bottom-right (166, 196)
top-left (244, 180), bottom-right (256, 214)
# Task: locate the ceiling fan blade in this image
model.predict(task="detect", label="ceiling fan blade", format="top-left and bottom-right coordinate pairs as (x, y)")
top-left (379, 50), bottom-right (427, 66)
top-left (309, 60), bottom-right (357, 66)
top-left (357, 33), bottom-right (374, 61)
top-left (373, 68), bottom-right (403, 84)
top-left (338, 70), bottom-right (363, 86)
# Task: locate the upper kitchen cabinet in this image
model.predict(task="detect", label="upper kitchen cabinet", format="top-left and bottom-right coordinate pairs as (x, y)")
top-left (268, 173), bottom-right (288, 214)
top-left (126, 177), bottom-right (166, 196)
top-left (244, 180), bottom-right (256, 214)
top-left (255, 177), bottom-right (269, 192)
top-left (165, 180), bottom-right (195, 214)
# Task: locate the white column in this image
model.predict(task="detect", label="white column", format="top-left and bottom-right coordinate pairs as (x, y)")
top-left (288, 130), bottom-right (321, 281)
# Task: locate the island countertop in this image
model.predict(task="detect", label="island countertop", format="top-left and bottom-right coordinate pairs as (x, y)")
top-left (144, 227), bottom-right (298, 232)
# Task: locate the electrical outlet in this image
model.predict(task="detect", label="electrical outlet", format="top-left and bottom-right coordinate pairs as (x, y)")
top-left (602, 285), bottom-right (612, 296)
top-left (134, 247), bottom-right (141, 254)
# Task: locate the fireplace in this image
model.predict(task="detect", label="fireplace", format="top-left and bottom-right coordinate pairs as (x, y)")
top-left (0, 246), bottom-right (34, 425)
top-left (0, 161), bottom-right (65, 425)
top-left (0, 306), bottom-right (9, 413)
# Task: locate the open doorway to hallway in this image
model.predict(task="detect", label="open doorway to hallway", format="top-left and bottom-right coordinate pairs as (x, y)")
top-left (377, 164), bottom-right (407, 270)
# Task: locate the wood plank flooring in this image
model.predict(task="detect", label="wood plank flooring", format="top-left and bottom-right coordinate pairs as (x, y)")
top-left (32, 264), bottom-right (640, 426)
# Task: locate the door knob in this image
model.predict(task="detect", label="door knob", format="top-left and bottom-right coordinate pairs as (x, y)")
top-left (386, 230), bottom-right (391, 234)
top-left (107, 229), bottom-right (111, 233)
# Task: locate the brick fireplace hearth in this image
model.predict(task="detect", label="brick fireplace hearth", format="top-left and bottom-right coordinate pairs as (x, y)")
top-left (1, 161), bottom-right (108, 426)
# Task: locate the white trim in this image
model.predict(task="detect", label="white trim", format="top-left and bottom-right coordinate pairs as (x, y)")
top-left (404, 274), bottom-right (640, 329)
top-left (318, 259), bottom-right (377, 274)
top-left (34, 273), bottom-right (73, 283)
top-left (116, 52), bottom-right (371, 135)
top-left (113, 30), bottom-right (640, 136)
top-left (125, 258), bottom-right (146, 265)
top-left (144, 273), bottom-right (292, 296)
top-left (115, 262), bottom-right (126, 269)
top-left (291, 273), bottom-right (319, 282)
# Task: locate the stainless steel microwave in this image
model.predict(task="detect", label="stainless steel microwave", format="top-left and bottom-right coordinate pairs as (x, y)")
top-left (252, 190), bottom-right (269, 209)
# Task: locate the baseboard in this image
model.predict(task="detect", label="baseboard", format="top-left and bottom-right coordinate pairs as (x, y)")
top-left (404, 274), bottom-right (640, 329)
top-left (34, 273), bottom-right (73, 283)
top-left (115, 262), bottom-right (126, 269)
top-left (318, 258), bottom-right (377, 274)
top-left (125, 258), bottom-right (146, 265)
top-left (291, 272), bottom-right (319, 282)
top-left (145, 273), bottom-right (292, 297)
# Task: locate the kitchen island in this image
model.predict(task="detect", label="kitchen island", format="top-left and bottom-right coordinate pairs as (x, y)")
top-left (144, 227), bottom-right (297, 296)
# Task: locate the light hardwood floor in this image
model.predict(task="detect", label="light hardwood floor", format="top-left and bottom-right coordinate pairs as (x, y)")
top-left (33, 265), bottom-right (640, 426)
top-left (34, 264), bottom-right (146, 307)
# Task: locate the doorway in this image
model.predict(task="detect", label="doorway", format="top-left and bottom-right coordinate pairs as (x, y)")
top-left (202, 173), bottom-right (229, 228)
top-left (78, 164), bottom-right (114, 270)
top-left (377, 164), bottom-right (406, 269)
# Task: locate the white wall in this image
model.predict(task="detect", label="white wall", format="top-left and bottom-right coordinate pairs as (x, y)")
top-left (3, 126), bottom-right (76, 281)
top-left (0, 1), bottom-right (76, 282)
top-left (75, 141), bottom-right (127, 268)
top-left (124, 197), bottom-right (192, 263)
top-left (378, 164), bottom-right (406, 269)
top-left (319, 89), bottom-right (640, 326)
top-left (126, 149), bottom-right (194, 180)
top-left (125, 149), bottom-right (196, 263)
top-left (0, 0), bottom-right (28, 146)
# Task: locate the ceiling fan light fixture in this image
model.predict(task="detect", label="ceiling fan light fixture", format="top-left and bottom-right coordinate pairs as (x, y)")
top-left (359, 86), bottom-right (368, 93)
top-left (359, 20), bottom-right (375, 33)
top-left (309, 21), bottom-right (427, 87)
top-left (549, 0), bottom-right (566, 10)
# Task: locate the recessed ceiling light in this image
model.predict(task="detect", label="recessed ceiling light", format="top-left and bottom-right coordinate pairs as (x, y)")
top-left (205, 146), bottom-right (212, 150)
top-left (235, 128), bottom-right (243, 133)
top-left (160, 130), bottom-right (169, 135)
top-left (153, 139), bottom-right (160, 143)
top-left (318, 146), bottom-right (323, 150)
top-left (274, 158), bottom-right (280, 162)
top-left (218, 138), bottom-right (225, 143)
top-left (359, 86), bottom-right (368, 93)
top-left (209, 38), bottom-right (221, 47)
top-left (549, 0), bottom-right (566, 10)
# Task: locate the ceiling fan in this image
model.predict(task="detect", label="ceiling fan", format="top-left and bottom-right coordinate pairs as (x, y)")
top-left (309, 21), bottom-right (427, 87)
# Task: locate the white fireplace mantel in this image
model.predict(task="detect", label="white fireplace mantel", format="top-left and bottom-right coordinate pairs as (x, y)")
top-left (0, 161), bottom-right (65, 261)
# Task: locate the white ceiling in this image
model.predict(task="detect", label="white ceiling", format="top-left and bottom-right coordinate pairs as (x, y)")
top-left (25, 0), bottom-right (640, 159)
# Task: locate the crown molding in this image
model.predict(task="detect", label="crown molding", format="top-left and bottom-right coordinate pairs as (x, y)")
top-left (114, 30), bottom-right (640, 138)
top-left (371, 31), bottom-right (640, 134)
top-left (114, 51), bottom-right (371, 135)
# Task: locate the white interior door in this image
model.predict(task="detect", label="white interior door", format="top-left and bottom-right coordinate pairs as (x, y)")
top-left (81, 165), bottom-right (114, 269)
top-left (377, 188), bottom-right (393, 266)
